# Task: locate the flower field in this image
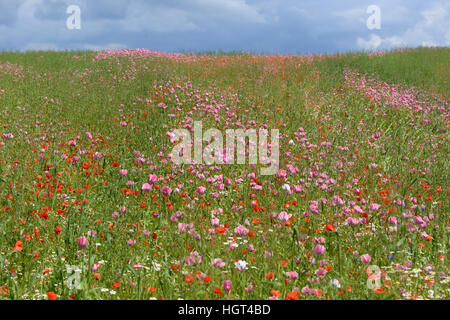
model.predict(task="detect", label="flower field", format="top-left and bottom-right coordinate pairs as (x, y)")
top-left (0, 47), bottom-right (448, 300)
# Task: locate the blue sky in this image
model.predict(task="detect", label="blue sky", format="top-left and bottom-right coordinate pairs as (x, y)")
top-left (0, 0), bottom-right (449, 53)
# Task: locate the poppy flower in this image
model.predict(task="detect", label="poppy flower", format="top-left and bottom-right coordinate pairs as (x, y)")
top-left (286, 291), bottom-right (300, 300)
top-left (270, 289), bottom-right (281, 297)
top-left (47, 292), bottom-right (58, 300)
top-left (265, 273), bottom-right (274, 280)
top-left (12, 241), bottom-right (23, 251)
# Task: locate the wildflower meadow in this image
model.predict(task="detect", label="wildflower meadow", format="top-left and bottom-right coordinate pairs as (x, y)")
top-left (0, 47), bottom-right (448, 300)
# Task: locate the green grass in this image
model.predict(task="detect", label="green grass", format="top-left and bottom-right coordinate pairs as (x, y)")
top-left (316, 47), bottom-right (450, 96)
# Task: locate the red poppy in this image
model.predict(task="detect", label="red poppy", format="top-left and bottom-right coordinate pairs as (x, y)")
top-left (216, 227), bottom-right (226, 234)
top-left (12, 241), bottom-right (23, 251)
top-left (270, 290), bottom-right (281, 297)
top-left (47, 292), bottom-right (58, 300)
top-left (111, 282), bottom-right (121, 289)
top-left (286, 291), bottom-right (300, 300)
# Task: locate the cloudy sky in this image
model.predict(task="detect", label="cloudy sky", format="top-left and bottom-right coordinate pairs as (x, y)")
top-left (0, 0), bottom-right (449, 53)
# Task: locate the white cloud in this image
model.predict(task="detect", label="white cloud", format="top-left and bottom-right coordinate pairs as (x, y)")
top-left (357, 34), bottom-right (404, 49)
top-left (357, 2), bottom-right (450, 50)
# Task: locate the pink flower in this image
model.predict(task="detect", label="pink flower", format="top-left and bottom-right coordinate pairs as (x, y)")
top-left (315, 267), bottom-right (326, 277)
top-left (119, 169), bottom-right (128, 177)
top-left (141, 183), bottom-right (152, 192)
top-left (286, 271), bottom-right (298, 280)
top-left (93, 152), bottom-right (102, 159)
top-left (196, 186), bottom-right (206, 195)
top-left (185, 251), bottom-right (202, 266)
top-left (245, 284), bottom-right (254, 293)
top-left (77, 236), bottom-right (87, 248)
top-left (278, 211), bottom-right (292, 222)
top-left (276, 170), bottom-right (287, 178)
top-left (313, 244), bottom-right (326, 256)
top-left (211, 216), bottom-right (219, 227)
top-left (148, 174), bottom-right (157, 184)
top-left (301, 285), bottom-right (310, 294)
top-left (212, 258), bottom-right (226, 269)
top-left (161, 186), bottom-right (172, 196)
top-left (369, 203), bottom-right (380, 211)
top-left (354, 205), bottom-right (364, 214)
top-left (234, 225), bottom-right (249, 236)
top-left (361, 254), bottom-right (371, 264)
top-left (310, 201), bottom-right (319, 214)
top-left (222, 280), bottom-right (232, 292)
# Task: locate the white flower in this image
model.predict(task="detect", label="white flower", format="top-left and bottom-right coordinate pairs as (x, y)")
top-left (152, 260), bottom-right (161, 271)
top-left (234, 260), bottom-right (248, 271)
top-left (282, 184), bottom-right (291, 192)
top-left (330, 279), bottom-right (341, 288)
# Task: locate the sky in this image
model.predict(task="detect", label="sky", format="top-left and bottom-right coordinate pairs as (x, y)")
top-left (0, 0), bottom-right (449, 54)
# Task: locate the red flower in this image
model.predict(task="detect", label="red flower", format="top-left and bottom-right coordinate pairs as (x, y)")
top-left (111, 282), bottom-right (121, 289)
top-left (12, 241), bottom-right (23, 251)
top-left (270, 289), bottom-right (281, 297)
top-left (47, 292), bottom-right (58, 300)
top-left (286, 291), bottom-right (300, 300)
top-left (214, 287), bottom-right (223, 296)
top-left (184, 273), bottom-right (195, 283)
top-left (216, 227), bottom-right (226, 234)
top-left (265, 272), bottom-right (274, 280)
